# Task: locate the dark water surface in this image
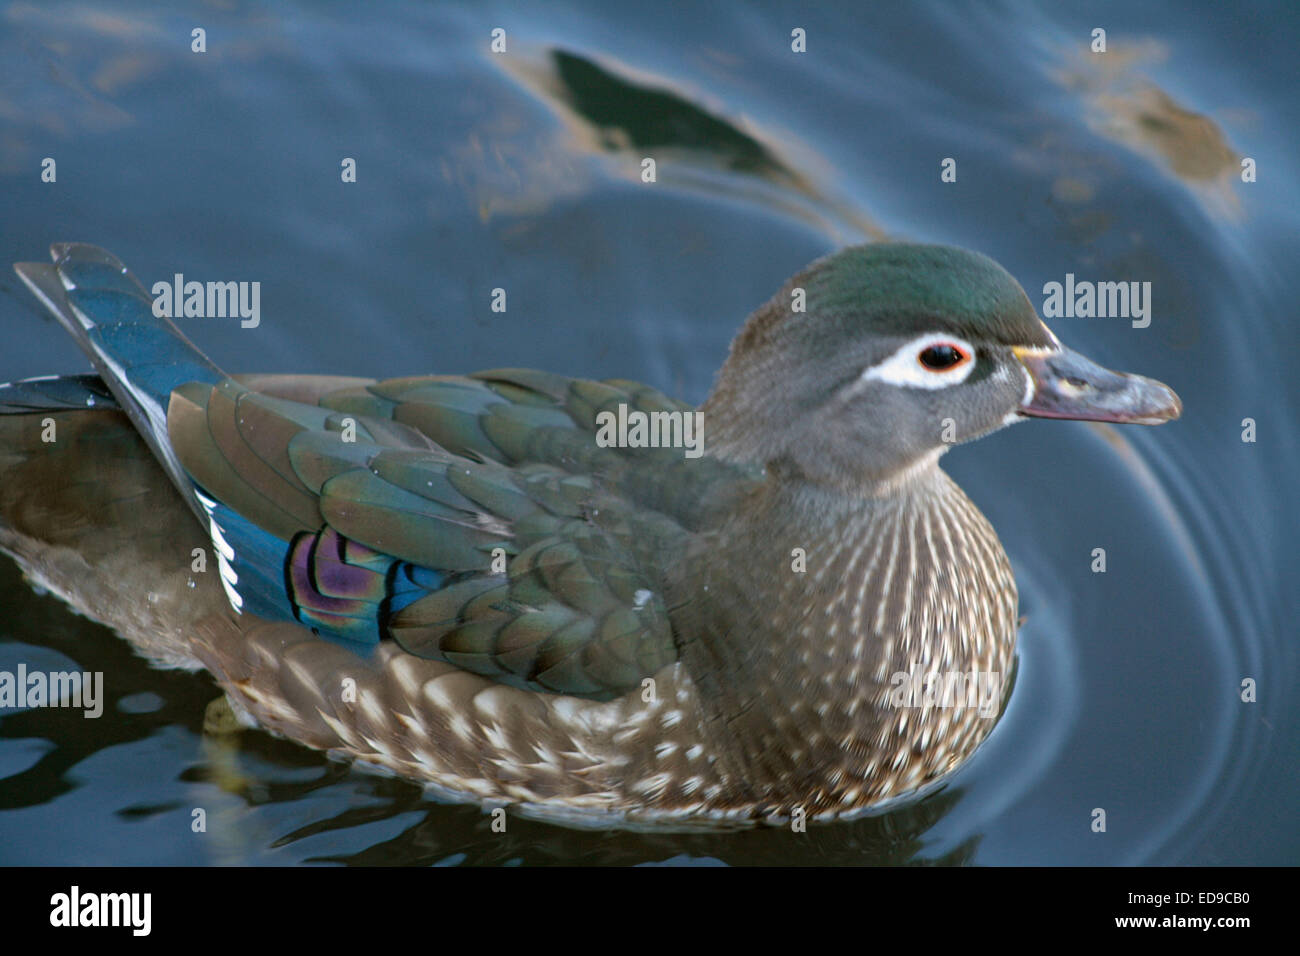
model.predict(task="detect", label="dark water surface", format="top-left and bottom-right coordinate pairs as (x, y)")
top-left (0, 1), bottom-right (1295, 865)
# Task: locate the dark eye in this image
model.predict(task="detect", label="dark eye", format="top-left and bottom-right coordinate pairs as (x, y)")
top-left (918, 343), bottom-right (969, 371)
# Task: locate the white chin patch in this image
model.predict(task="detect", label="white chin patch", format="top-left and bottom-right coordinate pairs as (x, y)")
top-left (858, 333), bottom-right (977, 390)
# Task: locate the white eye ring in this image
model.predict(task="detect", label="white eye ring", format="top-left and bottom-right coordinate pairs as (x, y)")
top-left (859, 333), bottom-right (977, 390)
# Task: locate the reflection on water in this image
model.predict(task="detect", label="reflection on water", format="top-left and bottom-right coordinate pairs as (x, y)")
top-left (495, 45), bottom-right (885, 239)
top-left (0, 0), bottom-right (1295, 865)
top-left (1056, 40), bottom-right (1244, 219)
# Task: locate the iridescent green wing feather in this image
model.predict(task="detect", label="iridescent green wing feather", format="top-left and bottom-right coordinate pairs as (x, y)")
top-left (170, 368), bottom-right (757, 699)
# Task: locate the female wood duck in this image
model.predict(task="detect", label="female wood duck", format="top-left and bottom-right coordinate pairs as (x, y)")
top-left (0, 242), bottom-right (1179, 828)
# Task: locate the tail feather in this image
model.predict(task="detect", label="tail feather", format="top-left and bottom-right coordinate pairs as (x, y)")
top-left (0, 373), bottom-right (116, 413)
top-left (13, 243), bottom-right (227, 519)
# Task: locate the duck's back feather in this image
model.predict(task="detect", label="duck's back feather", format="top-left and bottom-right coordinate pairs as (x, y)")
top-left (11, 245), bottom-right (759, 700)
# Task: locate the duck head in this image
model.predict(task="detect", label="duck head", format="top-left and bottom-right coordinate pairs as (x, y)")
top-left (703, 243), bottom-right (1181, 490)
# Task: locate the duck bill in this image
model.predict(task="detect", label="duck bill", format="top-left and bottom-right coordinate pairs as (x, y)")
top-left (1013, 345), bottom-right (1182, 425)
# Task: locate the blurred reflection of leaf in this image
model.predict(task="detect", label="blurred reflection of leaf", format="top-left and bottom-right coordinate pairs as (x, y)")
top-left (0, 1), bottom-right (288, 173)
top-left (484, 46), bottom-right (884, 242)
top-left (547, 49), bottom-right (805, 187)
top-left (1056, 41), bottom-right (1245, 221)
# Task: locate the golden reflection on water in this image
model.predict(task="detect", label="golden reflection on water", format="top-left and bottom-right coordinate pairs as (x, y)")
top-left (1056, 41), bottom-right (1245, 221)
top-left (1, 1), bottom-right (288, 173)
